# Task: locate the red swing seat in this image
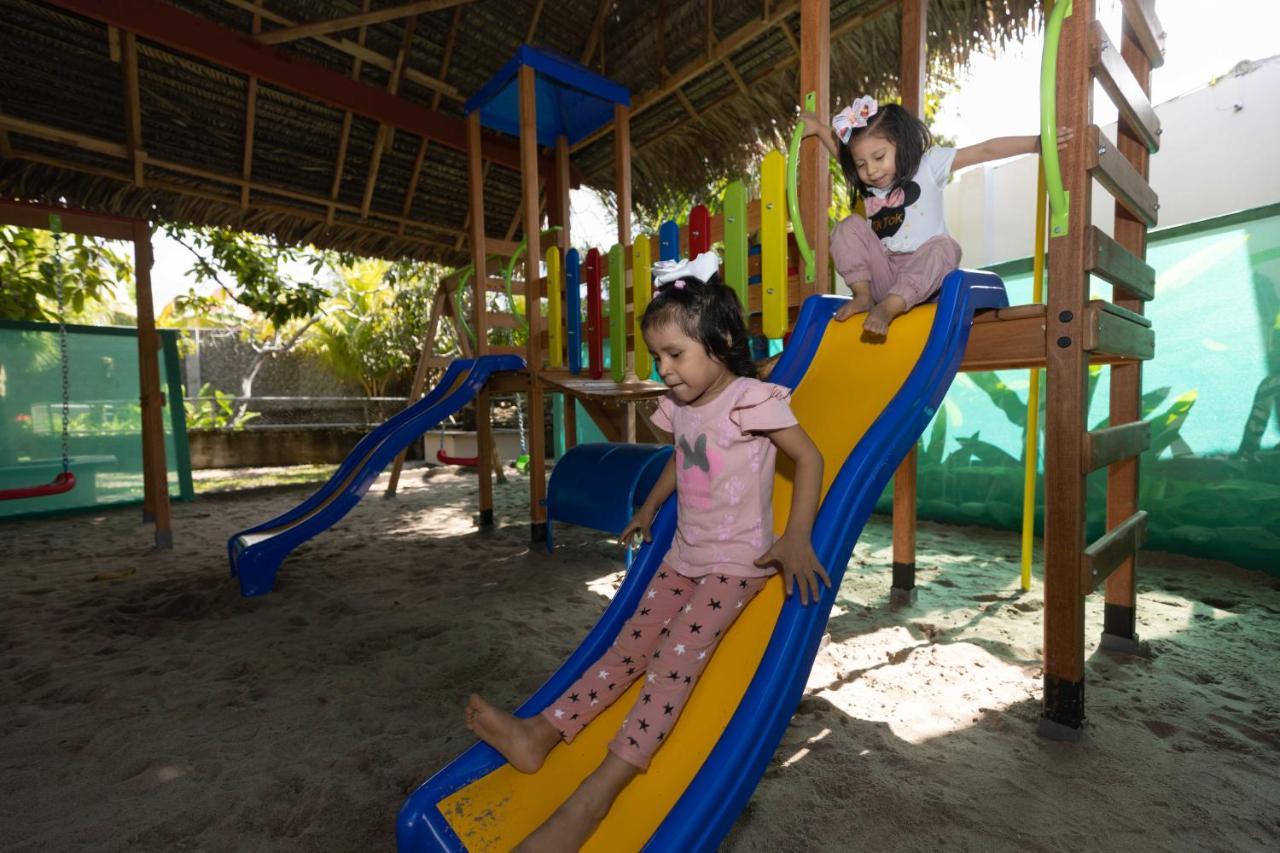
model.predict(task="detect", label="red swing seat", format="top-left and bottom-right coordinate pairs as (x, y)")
top-left (0, 470), bottom-right (76, 501)
top-left (436, 449), bottom-right (479, 467)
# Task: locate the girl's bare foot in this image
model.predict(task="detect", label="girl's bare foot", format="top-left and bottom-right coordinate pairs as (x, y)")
top-left (862, 294), bottom-right (907, 338)
top-left (834, 281), bottom-right (873, 322)
top-left (465, 694), bottom-right (562, 774)
top-left (515, 753), bottom-right (639, 852)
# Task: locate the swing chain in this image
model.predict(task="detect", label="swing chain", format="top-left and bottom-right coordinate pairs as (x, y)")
top-left (515, 395), bottom-right (527, 455)
top-left (53, 228), bottom-right (71, 475)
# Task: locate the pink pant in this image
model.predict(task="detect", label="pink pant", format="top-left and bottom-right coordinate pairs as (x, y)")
top-left (540, 567), bottom-right (767, 770)
top-left (829, 215), bottom-right (962, 309)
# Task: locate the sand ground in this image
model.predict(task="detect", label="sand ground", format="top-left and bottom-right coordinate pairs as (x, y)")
top-left (2, 465), bottom-right (1278, 852)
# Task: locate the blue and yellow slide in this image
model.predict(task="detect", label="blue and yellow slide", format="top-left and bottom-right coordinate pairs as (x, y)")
top-left (397, 272), bottom-right (1007, 851)
top-left (227, 354), bottom-right (524, 597)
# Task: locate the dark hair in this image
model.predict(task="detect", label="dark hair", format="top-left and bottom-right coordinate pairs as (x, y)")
top-left (836, 102), bottom-right (932, 207)
top-left (640, 272), bottom-right (757, 379)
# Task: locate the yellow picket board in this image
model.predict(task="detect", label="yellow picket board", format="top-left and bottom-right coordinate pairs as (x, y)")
top-left (631, 235), bottom-right (652, 380)
top-left (761, 149), bottom-right (788, 339)
top-left (546, 246), bottom-right (563, 367)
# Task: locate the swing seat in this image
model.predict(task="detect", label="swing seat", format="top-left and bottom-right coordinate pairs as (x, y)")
top-left (543, 442), bottom-right (673, 552)
top-left (0, 470), bottom-right (76, 501)
top-left (436, 448), bottom-right (479, 467)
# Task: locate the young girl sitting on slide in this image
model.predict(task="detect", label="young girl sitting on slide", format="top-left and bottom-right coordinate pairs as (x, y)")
top-left (802, 95), bottom-right (1054, 337)
top-left (465, 251), bottom-right (829, 851)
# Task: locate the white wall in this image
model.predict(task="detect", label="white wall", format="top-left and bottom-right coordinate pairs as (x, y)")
top-left (943, 55), bottom-right (1280, 268)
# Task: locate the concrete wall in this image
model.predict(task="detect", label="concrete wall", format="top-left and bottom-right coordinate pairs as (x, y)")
top-left (189, 428), bottom-right (424, 469)
top-left (944, 56), bottom-right (1280, 268)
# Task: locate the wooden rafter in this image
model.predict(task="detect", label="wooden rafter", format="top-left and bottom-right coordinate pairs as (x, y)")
top-left (361, 15), bottom-right (418, 219)
top-left (721, 57), bottom-right (750, 94)
top-left (326, 0), bottom-right (372, 227)
top-left (107, 25), bottom-right (122, 61)
top-left (525, 0), bottom-right (546, 43)
top-left (572, 0), bottom-right (802, 152)
top-left (255, 0), bottom-right (473, 46)
top-left (120, 30), bottom-right (145, 186)
top-left (0, 114), bottom-right (467, 246)
top-left (454, 160), bottom-right (491, 250)
top-left (398, 4), bottom-right (462, 236)
top-left (673, 87), bottom-right (699, 120)
top-left (7, 145), bottom-right (461, 256)
top-left (239, 0), bottom-right (262, 208)
top-left (706, 0), bottom-right (714, 58)
top-left (776, 17), bottom-right (799, 54)
top-left (223, 0), bottom-right (461, 101)
top-left (632, 0), bottom-right (898, 155)
top-left (580, 0), bottom-right (611, 64)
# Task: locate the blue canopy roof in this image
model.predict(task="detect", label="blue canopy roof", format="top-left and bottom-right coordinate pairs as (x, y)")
top-left (463, 45), bottom-right (631, 148)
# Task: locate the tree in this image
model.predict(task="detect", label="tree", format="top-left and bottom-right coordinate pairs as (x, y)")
top-left (0, 226), bottom-right (133, 323)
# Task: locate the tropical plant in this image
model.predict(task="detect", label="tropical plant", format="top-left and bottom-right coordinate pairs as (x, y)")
top-left (184, 383), bottom-right (259, 430)
top-left (0, 226), bottom-right (133, 323)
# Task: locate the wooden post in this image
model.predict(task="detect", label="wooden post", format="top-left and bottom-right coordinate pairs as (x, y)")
top-left (386, 285), bottom-right (446, 496)
top-left (519, 65), bottom-right (548, 541)
top-left (132, 221), bottom-right (172, 548)
top-left (546, 134), bottom-right (573, 459)
top-left (890, 0), bottom-right (926, 601)
top-left (467, 110), bottom-right (497, 528)
top-left (1102, 5), bottom-right (1155, 653)
top-left (798, 0), bottom-right (830, 299)
top-left (1040, 0), bottom-right (1094, 740)
top-left (615, 101), bottom-right (635, 397)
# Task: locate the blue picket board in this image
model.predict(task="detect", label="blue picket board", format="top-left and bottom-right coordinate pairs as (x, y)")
top-left (565, 248), bottom-right (582, 375)
top-left (659, 220), bottom-right (680, 262)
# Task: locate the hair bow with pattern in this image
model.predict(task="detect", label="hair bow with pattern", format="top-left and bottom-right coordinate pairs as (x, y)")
top-left (831, 96), bottom-right (878, 144)
top-left (651, 251), bottom-right (721, 291)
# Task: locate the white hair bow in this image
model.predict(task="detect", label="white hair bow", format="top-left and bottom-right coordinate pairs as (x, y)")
top-left (652, 251), bottom-right (720, 290)
top-left (832, 96), bottom-right (878, 144)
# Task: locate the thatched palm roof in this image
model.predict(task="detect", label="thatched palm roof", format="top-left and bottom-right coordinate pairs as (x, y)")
top-left (0, 0), bottom-right (1038, 265)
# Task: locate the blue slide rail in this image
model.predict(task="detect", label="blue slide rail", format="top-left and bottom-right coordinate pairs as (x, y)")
top-left (396, 272), bottom-right (1006, 850)
top-left (228, 355), bottom-right (525, 597)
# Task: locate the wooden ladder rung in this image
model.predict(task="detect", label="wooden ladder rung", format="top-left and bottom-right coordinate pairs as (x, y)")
top-left (1088, 125), bottom-right (1159, 226)
top-left (489, 312), bottom-right (523, 329)
top-left (1082, 510), bottom-right (1148, 591)
top-left (486, 237), bottom-right (522, 257)
top-left (1121, 0), bottom-right (1166, 69)
top-left (1090, 21), bottom-right (1161, 152)
top-left (1085, 299), bottom-right (1154, 360)
top-left (1087, 227), bottom-right (1155, 301)
top-left (1084, 421), bottom-right (1151, 473)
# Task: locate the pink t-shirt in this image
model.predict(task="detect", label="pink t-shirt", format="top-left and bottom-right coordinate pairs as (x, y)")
top-left (649, 376), bottom-right (798, 579)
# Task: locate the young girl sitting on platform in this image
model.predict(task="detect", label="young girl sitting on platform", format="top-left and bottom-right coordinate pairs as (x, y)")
top-left (801, 96), bottom-right (1049, 338)
top-left (465, 251), bottom-right (828, 851)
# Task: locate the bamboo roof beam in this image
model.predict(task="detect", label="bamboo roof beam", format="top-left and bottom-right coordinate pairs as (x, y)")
top-left (121, 31), bottom-right (145, 187)
top-left (673, 87), bottom-right (699, 121)
top-left (572, 0), bottom-right (802, 152)
top-left (326, 0), bottom-right (372, 227)
top-left (255, 0), bottom-right (474, 46)
top-left (361, 16), bottom-right (418, 219)
top-left (580, 0), bottom-right (612, 64)
top-left (525, 0), bottom-right (546, 43)
top-left (222, 0), bottom-right (462, 102)
top-left (239, 0), bottom-right (262, 208)
top-left (107, 25), bottom-right (122, 61)
top-left (398, 5), bottom-right (462, 236)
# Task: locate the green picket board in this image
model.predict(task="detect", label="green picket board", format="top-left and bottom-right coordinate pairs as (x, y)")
top-left (722, 180), bottom-right (749, 307)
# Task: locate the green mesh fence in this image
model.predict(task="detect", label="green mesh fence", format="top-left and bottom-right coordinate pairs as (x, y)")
top-left (876, 202), bottom-right (1280, 576)
top-left (0, 321), bottom-right (193, 519)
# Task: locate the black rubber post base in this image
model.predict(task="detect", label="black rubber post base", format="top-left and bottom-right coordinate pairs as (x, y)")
top-left (1100, 631), bottom-right (1145, 655)
top-left (478, 509), bottom-right (495, 528)
top-left (1039, 674), bottom-right (1085, 741)
top-left (1103, 602), bottom-right (1136, 641)
top-left (154, 530), bottom-right (174, 550)
top-left (530, 522), bottom-right (548, 543)
top-left (891, 561), bottom-right (917, 603)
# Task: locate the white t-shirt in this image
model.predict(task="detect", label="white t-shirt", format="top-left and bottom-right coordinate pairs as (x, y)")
top-left (864, 146), bottom-right (956, 253)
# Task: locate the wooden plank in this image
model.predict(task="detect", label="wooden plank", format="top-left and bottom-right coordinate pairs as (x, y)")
top-left (609, 244), bottom-right (627, 382)
top-left (1089, 21), bottom-right (1160, 153)
top-left (467, 110), bottom-right (495, 523)
top-left (546, 246), bottom-right (563, 368)
top-left (1087, 125), bottom-right (1158, 226)
top-left (580, 0), bottom-right (611, 63)
top-left (387, 285), bottom-right (447, 495)
top-left (131, 222), bottom-right (173, 548)
top-left (255, 0), bottom-right (472, 45)
top-left (615, 103), bottom-right (632, 245)
top-left (1084, 300), bottom-right (1154, 360)
top-left (1084, 421), bottom-right (1150, 473)
top-left (486, 237), bottom-right (522, 257)
top-left (1120, 0), bottom-right (1165, 69)
top-left (326, 0), bottom-right (371, 227)
top-left (632, 235), bottom-right (653, 380)
top-left (892, 447), bottom-right (918, 593)
top-left (361, 16), bottom-right (417, 218)
top-left (722, 181), bottom-right (749, 307)
top-left (0, 199), bottom-right (140, 241)
top-left (1040, 0), bottom-right (1094, 736)
top-left (760, 150), bottom-right (787, 337)
top-left (1086, 226), bottom-right (1154, 300)
top-left (488, 312), bottom-right (523, 329)
top-left (1105, 3), bottom-right (1156, 641)
top-left (1082, 511), bottom-right (1148, 591)
top-left (961, 311), bottom-right (1045, 371)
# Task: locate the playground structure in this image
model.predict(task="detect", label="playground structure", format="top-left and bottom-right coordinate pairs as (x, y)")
top-left (2, 0), bottom-right (1163, 810)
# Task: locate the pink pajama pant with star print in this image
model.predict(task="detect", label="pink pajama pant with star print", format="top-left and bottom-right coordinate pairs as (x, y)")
top-left (539, 566), bottom-right (768, 770)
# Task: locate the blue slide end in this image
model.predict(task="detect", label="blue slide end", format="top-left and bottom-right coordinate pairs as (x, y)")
top-left (227, 355), bottom-right (524, 597)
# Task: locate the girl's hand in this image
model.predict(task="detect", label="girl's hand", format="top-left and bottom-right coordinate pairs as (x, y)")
top-left (620, 505), bottom-right (656, 549)
top-left (1038, 125), bottom-right (1074, 152)
top-left (754, 533), bottom-right (831, 606)
top-left (798, 110), bottom-right (825, 138)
